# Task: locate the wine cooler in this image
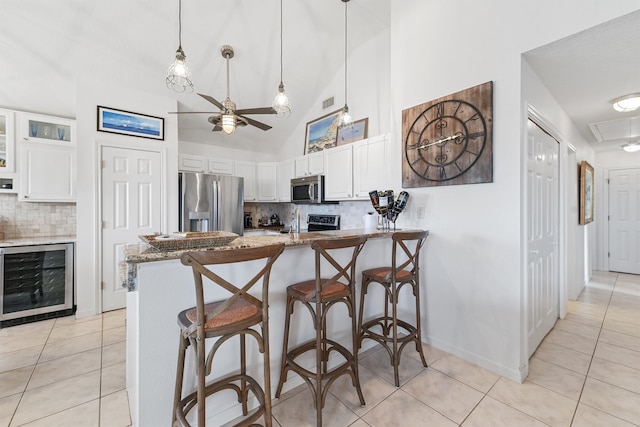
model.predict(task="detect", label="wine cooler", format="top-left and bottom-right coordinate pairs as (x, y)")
top-left (0, 243), bottom-right (74, 327)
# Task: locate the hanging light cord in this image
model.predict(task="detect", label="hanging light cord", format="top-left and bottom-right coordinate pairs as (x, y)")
top-left (343, 0), bottom-right (348, 106)
top-left (279, 0), bottom-right (284, 85)
top-left (178, 0), bottom-right (183, 51)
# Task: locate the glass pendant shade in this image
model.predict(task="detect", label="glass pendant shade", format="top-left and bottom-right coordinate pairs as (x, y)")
top-left (339, 104), bottom-right (352, 127)
top-left (613, 94), bottom-right (640, 112)
top-left (272, 83), bottom-right (291, 117)
top-left (222, 114), bottom-right (236, 135)
top-left (166, 47), bottom-right (193, 93)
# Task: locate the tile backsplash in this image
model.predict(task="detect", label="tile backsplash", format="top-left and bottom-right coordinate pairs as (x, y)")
top-left (0, 194), bottom-right (76, 239)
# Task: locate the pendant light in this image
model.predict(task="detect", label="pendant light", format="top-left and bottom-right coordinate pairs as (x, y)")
top-left (166, 0), bottom-right (194, 93)
top-left (272, 0), bottom-right (291, 117)
top-left (338, 0), bottom-right (353, 128)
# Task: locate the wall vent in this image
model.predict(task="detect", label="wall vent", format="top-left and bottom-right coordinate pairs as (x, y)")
top-left (322, 97), bottom-right (334, 110)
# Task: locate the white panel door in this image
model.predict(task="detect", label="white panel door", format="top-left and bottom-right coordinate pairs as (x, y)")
top-left (609, 168), bottom-right (640, 274)
top-left (101, 146), bottom-right (162, 311)
top-left (526, 120), bottom-right (559, 357)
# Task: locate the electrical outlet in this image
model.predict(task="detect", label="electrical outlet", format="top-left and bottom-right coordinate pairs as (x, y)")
top-left (416, 206), bottom-right (425, 219)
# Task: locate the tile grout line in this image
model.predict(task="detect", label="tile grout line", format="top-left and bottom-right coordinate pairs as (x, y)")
top-left (567, 274), bottom-right (617, 427)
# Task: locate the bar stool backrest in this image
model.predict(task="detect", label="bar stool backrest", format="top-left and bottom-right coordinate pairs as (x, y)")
top-left (180, 244), bottom-right (285, 338)
top-left (310, 235), bottom-right (368, 301)
top-left (391, 230), bottom-right (429, 283)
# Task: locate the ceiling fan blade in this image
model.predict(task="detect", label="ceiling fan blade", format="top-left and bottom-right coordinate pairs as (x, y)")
top-left (234, 107), bottom-right (276, 116)
top-left (242, 116), bottom-right (272, 131)
top-left (198, 93), bottom-right (224, 110)
top-left (169, 111), bottom-right (218, 114)
top-left (211, 125), bottom-right (222, 132)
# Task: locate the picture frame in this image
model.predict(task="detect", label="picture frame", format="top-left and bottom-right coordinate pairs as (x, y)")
top-left (336, 118), bottom-right (369, 146)
top-left (304, 109), bottom-right (343, 154)
top-left (579, 160), bottom-right (594, 225)
top-left (97, 106), bottom-right (164, 140)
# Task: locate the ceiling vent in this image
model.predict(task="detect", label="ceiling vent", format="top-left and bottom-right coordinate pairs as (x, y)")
top-left (322, 97), bottom-right (334, 110)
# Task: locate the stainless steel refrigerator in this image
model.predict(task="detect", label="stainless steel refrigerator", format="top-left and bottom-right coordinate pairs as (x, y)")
top-left (179, 172), bottom-right (244, 235)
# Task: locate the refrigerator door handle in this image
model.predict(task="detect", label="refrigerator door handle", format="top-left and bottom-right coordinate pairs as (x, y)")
top-left (212, 180), bottom-right (220, 231)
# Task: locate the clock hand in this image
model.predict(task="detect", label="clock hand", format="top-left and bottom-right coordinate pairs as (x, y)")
top-left (410, 133), bottom-right (464, 150)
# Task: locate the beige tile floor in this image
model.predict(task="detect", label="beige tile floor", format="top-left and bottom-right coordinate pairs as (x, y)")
top-left (1, 271), bottom-right (639, 426)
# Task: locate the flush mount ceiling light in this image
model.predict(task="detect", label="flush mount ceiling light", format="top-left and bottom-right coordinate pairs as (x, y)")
top-left (272, 0), bottom-right (291, 117)
top-left (612, 93), bottom-right (640, 112)
top-left (622, 142), bottom-right (640, 152)
top-left (166, 0), bottom-right (194, 93)
top-left (338, 0), bottom-right (353, 128)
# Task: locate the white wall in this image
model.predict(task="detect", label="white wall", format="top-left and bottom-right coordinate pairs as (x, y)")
top-left (389, 0), bottom-right (639, 381)
top-left (595, 149), bottom-right (640, 270)
top-left (75, 79), bottom-right (179, 317)
top-left (276, 29), bottom-right (391, 161)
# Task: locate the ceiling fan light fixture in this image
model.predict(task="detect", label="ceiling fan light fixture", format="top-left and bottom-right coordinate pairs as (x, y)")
top-left (612, 93), bottom-right (640, 112)
top-left (222, 114), bottom-right (236, 135)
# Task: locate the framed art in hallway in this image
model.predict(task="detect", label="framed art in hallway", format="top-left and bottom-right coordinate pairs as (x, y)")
top-left (579, 160), bottom-right (594, 224)
top-left (97, 106), bottom-right (164, 140)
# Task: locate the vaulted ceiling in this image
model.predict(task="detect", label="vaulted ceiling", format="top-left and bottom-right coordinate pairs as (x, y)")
top-left (1, 2), bottom-right (637, 154)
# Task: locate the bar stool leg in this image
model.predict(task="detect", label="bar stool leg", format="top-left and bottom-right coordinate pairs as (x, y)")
top-left (275, 294), bottom-right (294, 398)
top-left (262, 323), bottom-right (273, 427)
top-left (413, 283), bottom-right (428, 367)
top-left (172, 333), bottom-right (188, 427)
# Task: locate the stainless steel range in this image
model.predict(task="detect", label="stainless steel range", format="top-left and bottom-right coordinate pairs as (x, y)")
top-left (307, 214), bottom-right (340, 231)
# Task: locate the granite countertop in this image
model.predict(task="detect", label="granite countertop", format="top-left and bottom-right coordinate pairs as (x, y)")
top-left (125, 228), bottom-right (404, 264)
top-left (0, 235), bottom-right (77, 248)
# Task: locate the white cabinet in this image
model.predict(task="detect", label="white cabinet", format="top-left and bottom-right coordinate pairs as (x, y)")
top-left (257, 162), bottom-right (277, 201)
top-left (0, 109), bottom-right (17, 193)
top-left (19, 142), bottom-right (76, 202)
top-left (323, 145), bottom-right (353, 200)
top-left (178, 154), bottom-right (206, 172)
top-left (208, 158), bottom-right (233, 175)
top-left (234, 161), bottom-right (256, 201)
top-left (294, 152), bottom-right (324, 177)
top-left (277, 159), bottom-right (294, 202)
top-left (18, 112), bottom-right (75, 145)
top-left (353, 134), bottom-right (388, 199)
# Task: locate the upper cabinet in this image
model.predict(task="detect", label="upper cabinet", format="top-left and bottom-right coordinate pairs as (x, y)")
top-left (208, 158), bottom-right (233, 175)
top-left (234, 161), bottom-right (256, 201)
top-left (277, 159), bottom-right (294, 202)
top-left (353, 134), bottom-right (388, 199)
top-left (19, 142), bottom-right (76, 202)
top-left (178, 154), bottom-right (206, 173)
top-left (257, 162), bottom-right (277, 202)
top-left (0, 109), bottom-right (16, 174)
top-left (323, 145), bottom-right (353, 200)
top-left (294, 152), bottom-right (324, 177)
top-left (18, 112), bottom-right (75, 146)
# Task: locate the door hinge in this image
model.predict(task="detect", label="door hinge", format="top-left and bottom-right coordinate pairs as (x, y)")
top-left (606, 178), bottom-right (610, 184)
top-left (101, 281), bottom-right (105, 289)
top-left (102, 221), bottom-right (106, 229)
top-left (608, 252), bottom-right (610, 258)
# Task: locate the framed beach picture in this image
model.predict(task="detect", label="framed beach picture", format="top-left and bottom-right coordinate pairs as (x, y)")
top-left (579, 160), bottom-right (594, 224)
top-left (97, 106), bottom-right (164, 140)
top-left (337, 118), bottom-right (368, 146)
top-left (304, 109), bottom-right (343, 154)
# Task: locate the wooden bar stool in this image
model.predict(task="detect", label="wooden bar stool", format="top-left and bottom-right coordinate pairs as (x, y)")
top-left (275, 236), bottom-right (368, 426)
top-left (357, 230), bottom-right (429, 387)
top-left (172, 243), bottom-right (285, 427)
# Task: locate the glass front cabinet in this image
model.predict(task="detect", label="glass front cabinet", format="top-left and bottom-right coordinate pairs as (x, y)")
top-left (0, 109), bottom-right (16, 192)
top-left (18, 112), bottom-right (75, 145)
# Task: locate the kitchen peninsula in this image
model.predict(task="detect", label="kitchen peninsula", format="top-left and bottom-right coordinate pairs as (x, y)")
top-left (124, 228), bottom-right (423, 427)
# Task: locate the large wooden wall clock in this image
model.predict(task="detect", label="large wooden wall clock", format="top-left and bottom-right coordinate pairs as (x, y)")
top-left (402, 81), bottom-right (493, 188)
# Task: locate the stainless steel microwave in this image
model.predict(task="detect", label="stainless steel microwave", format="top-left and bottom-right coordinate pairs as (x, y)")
top-left (291, 175), bottom-right (326, 204)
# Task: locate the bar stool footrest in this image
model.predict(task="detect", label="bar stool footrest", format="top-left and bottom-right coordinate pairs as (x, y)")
top-left (174, 373), bottom-right (266, 427)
